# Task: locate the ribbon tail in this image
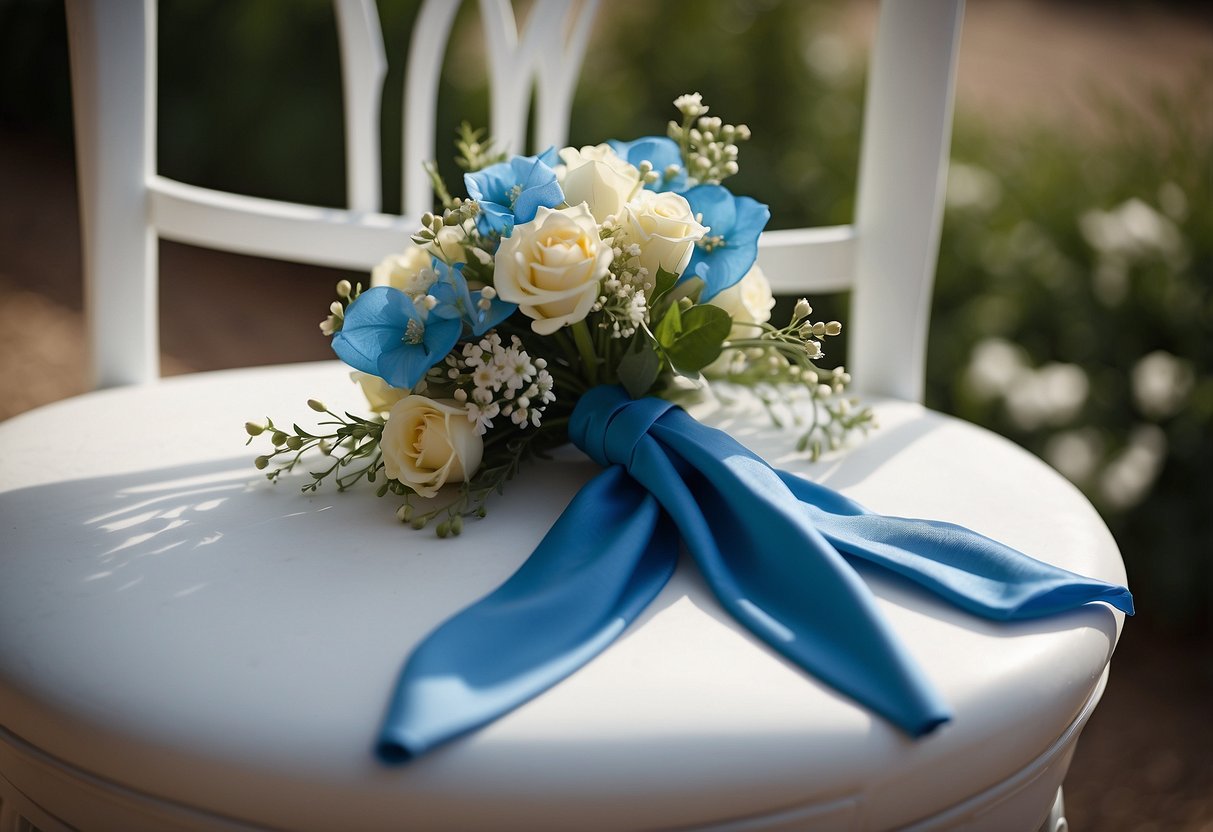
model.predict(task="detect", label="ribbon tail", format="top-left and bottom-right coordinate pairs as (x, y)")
top-left (640, 414), bottom-right (951, 737)
top-left (376, 465), bottom-right (678, 763)
top-left (776, 471), bottom-right (1135, 620)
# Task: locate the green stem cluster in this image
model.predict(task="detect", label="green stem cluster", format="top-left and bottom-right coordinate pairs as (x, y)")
top-left (247, 401), bottom-right (391, 494)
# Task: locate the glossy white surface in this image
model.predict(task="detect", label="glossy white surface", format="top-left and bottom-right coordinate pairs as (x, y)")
top-left (0, 363), bottom-right (1125, 831)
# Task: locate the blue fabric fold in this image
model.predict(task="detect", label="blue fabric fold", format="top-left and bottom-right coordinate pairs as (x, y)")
top-left (377, 386), bottom-right (1133, 763)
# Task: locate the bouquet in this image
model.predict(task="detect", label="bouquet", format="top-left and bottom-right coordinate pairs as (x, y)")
top-left (247, 94), bottom-right (872, 534)
top-left (242, 95), bottom-right (1132, 763)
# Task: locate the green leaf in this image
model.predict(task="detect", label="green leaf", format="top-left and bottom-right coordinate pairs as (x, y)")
top-left (649, 267), bottom-right (681, 306)
top-left (617, 334), bottom-right (663, 398)
top-left (663, 304), bottom-right (732, 373)
top-left (653, 299), bottom-right (683, 349)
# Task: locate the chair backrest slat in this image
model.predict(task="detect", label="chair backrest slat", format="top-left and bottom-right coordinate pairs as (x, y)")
top-left (66, 0), bottom-right (963, 401)
top-left (851, 0), bottom-right (963, 401)
top-left (66, 0), bottom-right (158, 389)
top-left (334, 0), bottom-right (387, 212)
top-left (758, 226), bottom-right (857, 295)
top-left (149, 177), bottom-right (413, 272)
top-left (401, 0), bottom-right (463, 219)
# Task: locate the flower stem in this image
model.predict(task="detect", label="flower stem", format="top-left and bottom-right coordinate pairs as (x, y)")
top-left (570, 319), bottom-right (599, 386)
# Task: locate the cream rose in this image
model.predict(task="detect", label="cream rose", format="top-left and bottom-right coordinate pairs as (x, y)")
top-left (351, 371), bottom-right (408, 414)
top-left (371, 246), bottom-right (437, 297)
top-left (703, 264), bottom-right (776, 377)
top-left (558, 144), bottom-right (642, 223)
top-left (620, 190), bottom-right (706, 282)
top-left (493, 204), bottom-right (613, 335)
top-left (710, 264), bottom-right (775, 339)
top-left (381, 396), bottom-right (483, 498)
top-left (423, 222), bottom-right (472, 265)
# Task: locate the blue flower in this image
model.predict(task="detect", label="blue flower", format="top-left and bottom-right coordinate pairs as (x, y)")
top-left (430, 260), bottom-right (516, 336)
top-left (464, 149), bottom-right (563, 235)
top-left (683, 185), bottom-right (770, 300)
top-left (331, 287), bottom-right (462, 390)
top-left (608, 136), bottom-right (687, 193)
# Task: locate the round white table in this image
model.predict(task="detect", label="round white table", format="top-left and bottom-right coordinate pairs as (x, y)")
top-left (0, 362), bottom-right (1125, 831)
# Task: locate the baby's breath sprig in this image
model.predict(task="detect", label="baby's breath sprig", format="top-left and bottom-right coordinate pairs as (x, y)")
top-left (668, 93), bottom-right (751, 187)
top-left (246, 399), bottom-right (394, 494)
top-left (590, 220), bottom-right (650, 340)
top-left (416, 331), bottom-right (558, 435)
top-left (711, 298), bottom-right (875, 459)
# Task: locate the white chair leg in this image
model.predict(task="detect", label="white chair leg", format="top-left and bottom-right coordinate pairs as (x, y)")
top-left (1039, 787), bottom-right (1068, 832)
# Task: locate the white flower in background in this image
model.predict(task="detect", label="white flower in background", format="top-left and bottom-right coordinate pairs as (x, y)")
top-left (946, 163), bottom-right (1002, 213)
top-left (1100, 425), bottom-right (1167, 510)
top-left (1004, 363), bottom-right (1089, 430)
top-left (351, 371), bottom-right (408, 414)
top-left (1131, 350), bottom-right (1194, 419)
top-left (803, 33), bottom-right (854, 81)
top-left (965, 340), bottom-right (1089, 429)
top-left (557, 144), bottom-right (642, 223)
top-left (372, 246), bottom-right (438, 297)
top-left (1079, 200), bottom-right (1187, 309)
top-left (964, 338), bottom-right (1029, 400)
top-left (380, 396), bottom-right (484, 498)
top-left (1079, 198), bottom-right (1186, 263)
top-left (494, 204), bottom-right (613, 335)
top-left (620, 190), bottom-right (706, 282)
top-left (1044, 428), bottom-right (1104, 485)
top-left (709, 264), bottom-right (776, 339)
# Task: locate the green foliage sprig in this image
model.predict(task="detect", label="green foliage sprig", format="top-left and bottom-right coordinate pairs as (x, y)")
top-left (246, 399), bottom-right (388, 494)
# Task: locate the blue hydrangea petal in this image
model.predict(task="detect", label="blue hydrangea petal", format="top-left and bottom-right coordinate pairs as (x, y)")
top-left (469, 294), bottom-right (517, 336)
top-left (683, 187), bottom-right (771, 300)
top-left (684, 185), bottom-right (738, 235)
top-left (465, 151), bottom-right (563, 235)
top-left (431, 261), bottom-right (518, 336)
top-left (510, 156), bottom-right (564, 225)
top-left (330, 286), bottom-right (462, 390)
top-left (331, 287), bottom-right (416, 375)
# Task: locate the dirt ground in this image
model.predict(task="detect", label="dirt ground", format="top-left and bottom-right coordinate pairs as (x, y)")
top-left (2, 1), bottom-right (1211, 829)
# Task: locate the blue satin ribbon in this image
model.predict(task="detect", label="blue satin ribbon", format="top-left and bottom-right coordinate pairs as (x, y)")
top-left (377, 386), bottom-right (1133, 763)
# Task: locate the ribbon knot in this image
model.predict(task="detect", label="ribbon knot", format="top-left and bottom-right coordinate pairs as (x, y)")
top-left (569, 385), bottom-right (675, 469)
top-left (377, 387), bottom-right (1133, 763)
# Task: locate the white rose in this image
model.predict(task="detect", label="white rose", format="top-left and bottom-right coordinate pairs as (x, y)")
top-left (704, 265), bottom-right (776, 376)
top-left (620, 190), bottom-right (706, 282)
top-left (351, 371), bottom-right (408, 414)
top-left (381, 396), bottom-right (483, 498)
top-left (493, 204), bottom-right (613, 335)
top-left (710, 264), bottom-right (775, 339)
top-left (558, 144), bottom-right (642, 223)
top-left (372, 246), bottom-right (437, 296)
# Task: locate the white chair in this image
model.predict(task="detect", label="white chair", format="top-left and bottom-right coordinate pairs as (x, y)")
top-left (0, 0), bottom-right (1124, 829)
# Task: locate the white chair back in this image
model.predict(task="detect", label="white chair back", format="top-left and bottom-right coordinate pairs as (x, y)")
top-left (66, 0), bottom-right (962, 402)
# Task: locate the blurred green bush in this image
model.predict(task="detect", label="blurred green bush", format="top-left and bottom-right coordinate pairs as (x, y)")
top-left (1, 0), bottom-right (1208, 633)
